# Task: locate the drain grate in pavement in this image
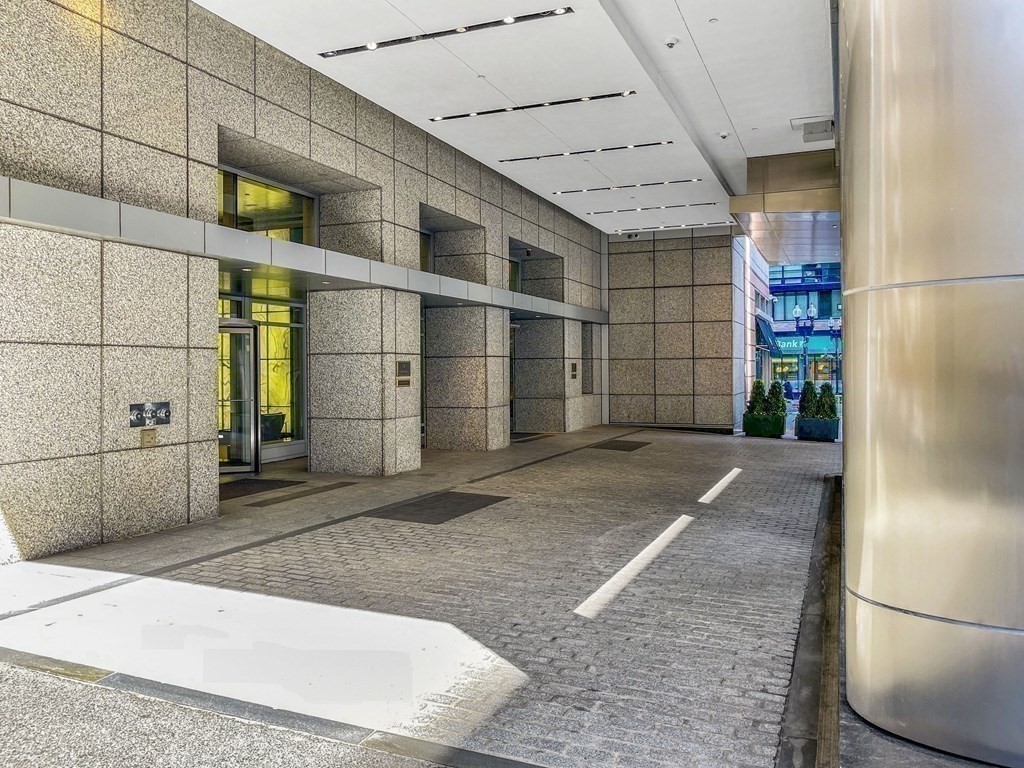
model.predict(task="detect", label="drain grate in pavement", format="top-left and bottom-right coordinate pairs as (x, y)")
top-left (368, 491), bottom-right (508, 525)
top-left (219, 478), bottom-right (305, 501)
top-left (592, 440), bottom-right (651, 452)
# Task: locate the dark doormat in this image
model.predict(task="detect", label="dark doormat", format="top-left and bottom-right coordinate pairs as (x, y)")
top-left (219, 478), bottom-right (306, 501)
top-left (593, 440), bottom-right (651, 452)
top-left (245, 481), bottom-right (356, 508)
top-left (369, 491), bottom-right (508, 525)
top-left (511, 432), bottom-right (553, 443)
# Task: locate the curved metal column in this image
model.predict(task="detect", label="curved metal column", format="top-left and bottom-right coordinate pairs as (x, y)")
top-left (841, 0), bottom-right (1024, 764)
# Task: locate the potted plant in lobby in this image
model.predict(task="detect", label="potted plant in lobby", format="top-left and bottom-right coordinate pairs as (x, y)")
top-left (743, 380), bottom-right (786, 438)
top-left (795, 381), bottom-right (840, 442)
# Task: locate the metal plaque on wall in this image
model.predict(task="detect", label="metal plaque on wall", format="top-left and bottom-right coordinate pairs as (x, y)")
top-left (129, 402), bottom-right (171, 427)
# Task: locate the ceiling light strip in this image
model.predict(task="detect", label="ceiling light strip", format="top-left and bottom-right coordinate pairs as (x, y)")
top-left (499, 140), bottom-right (672, 163)
top-left (553, 178), bottom-right (701, 195)
top-left (588, 202), bottom-right (717, 215)
top-left (614, 220), bottom-right (734, 233)
top-left (431, 90), bottom-right (636, 122)
top-left (319, 7), bottom-right (574, 58)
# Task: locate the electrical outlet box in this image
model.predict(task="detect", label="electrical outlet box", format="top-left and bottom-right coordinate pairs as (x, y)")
top-left (140, 428), bottom-right (157, 448)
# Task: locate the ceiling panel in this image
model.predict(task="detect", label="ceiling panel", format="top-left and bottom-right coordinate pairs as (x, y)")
top-left (192, 0), bottom-right (723, 235)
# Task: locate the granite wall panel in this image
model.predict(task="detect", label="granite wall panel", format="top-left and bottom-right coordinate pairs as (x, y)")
top-left (608, 232), bottom-right (744, 429)
top-left (0, 223), bottom-right (218, 562)
top-left (308, 288), bottom-right (421, 475)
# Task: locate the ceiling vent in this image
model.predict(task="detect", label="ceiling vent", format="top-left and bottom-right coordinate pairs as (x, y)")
top-left (802, 119), bottom-right (834, 143)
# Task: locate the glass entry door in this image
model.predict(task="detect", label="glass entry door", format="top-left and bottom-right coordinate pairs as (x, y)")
top-left (218, 323), bottom-right (259, 473)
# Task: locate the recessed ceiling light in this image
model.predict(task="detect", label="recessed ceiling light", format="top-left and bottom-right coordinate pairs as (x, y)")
top-left (321, 280), bottom-right (331, 285)
top-left (427, 89), bottom-right (640, 122)
top-left (623, 90), bottom-right (632, 97)
top-left (627, 144), bottom-right (635, 148)
top-left (586, 201), bottom-right (718, 215)
top-left (500, 140), bottom-right (672, 162)
top-left (241, 267), bottom-right (252, 272)
top-left (431, 116), bottom-right (443, 122)
top-left (708, 17), bottom-right (718, 23)
top-left (550, 178), bottom-right (700, 194)
top-left (318, 8), bottom-right (573, 57)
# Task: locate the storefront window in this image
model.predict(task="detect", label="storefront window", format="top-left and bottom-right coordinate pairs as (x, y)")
top-left (218, 297), bottom-right (306, 445)
top-left (218, 170), bottom-right (315, 246)
top-left (251, 302), bottom-right (304, 443)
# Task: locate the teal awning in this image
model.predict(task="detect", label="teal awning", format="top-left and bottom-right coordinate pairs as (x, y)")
top-left (755, 315), bottom-right (782, 356)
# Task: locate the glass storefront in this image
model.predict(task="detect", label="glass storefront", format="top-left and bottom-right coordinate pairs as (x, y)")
top-left (218, 170), bottom-right (315, 246)
top-left (772, 352), bottom-right (842, 394)
top-left (218, 297), bottom-right (306, 465)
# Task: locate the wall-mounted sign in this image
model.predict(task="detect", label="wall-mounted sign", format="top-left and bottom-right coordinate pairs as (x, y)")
top-left (396, 360), bottom-right (412, 388)
top-left (129, 402), bottom-right (171, 427)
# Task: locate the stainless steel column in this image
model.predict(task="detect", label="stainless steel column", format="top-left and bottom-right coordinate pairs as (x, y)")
top-left (841, 1), bottom-right (1024, 765)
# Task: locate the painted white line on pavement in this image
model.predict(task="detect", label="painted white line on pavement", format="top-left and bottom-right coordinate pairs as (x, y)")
top-left (574, 512), bottom-right (695, 620)
top-left (698, 467), bottom-right (742, 504)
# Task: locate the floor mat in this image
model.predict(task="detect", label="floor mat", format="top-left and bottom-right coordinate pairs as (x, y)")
top-left (592, 440), bottom-right (651, 452)
top-left (219, 478), bottom-right (306, 501)
top-left (368, 491), bottom-right (508, 525)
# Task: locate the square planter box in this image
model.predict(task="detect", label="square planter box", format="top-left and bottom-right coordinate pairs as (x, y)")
top-left (795, 417), bottom-right (840, 442)
top-left (743, 413), bottom-right (785, 438)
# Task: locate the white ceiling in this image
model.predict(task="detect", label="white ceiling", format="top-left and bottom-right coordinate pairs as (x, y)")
top-left (193, 0), bottom-right (833, 236)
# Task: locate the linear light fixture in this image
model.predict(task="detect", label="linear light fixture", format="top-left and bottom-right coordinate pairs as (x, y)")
top-left (614, 220), bottom-right (733, 233)
top-left (499, 140), bottom-right (672, 163)
top-left (319, 7), bottom-right (574, 58)
top-left (587, 202), bottom-right (717, 215)
top-left (430, 90), bottom-right (636, 122)
top-left (553, 178), bottom-right (701, 195)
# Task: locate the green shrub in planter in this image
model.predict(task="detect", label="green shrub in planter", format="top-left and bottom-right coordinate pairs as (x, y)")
top-left (746, 379), bottom-right (768, 415)
top-left (816, 383), bottom-right (839, 419)
top-left (743, 379), bottom-right (785, 437)
top-left (796, 381), bottom-right (840, 442)
top-left (798, 380), bottom-right (818, 418)
top-left (767, 381), bottom-right (787, 416)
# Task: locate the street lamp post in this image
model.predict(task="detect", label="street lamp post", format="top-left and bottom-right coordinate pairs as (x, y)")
top-left (794, 305), bottom-right (816, 388)
top-left (829, 317), bottom-right (842, 391)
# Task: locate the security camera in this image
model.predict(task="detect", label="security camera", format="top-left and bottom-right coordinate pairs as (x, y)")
top-left (665, 36), bottom-right (679, 49)
top-left (626, 233), bottom-right (640, 240)
top-left (718, 131), bottom-right (730, 140)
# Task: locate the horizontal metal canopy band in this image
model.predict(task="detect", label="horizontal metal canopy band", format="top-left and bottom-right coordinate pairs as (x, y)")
top-left (0, 176), bottom-right (607, 325)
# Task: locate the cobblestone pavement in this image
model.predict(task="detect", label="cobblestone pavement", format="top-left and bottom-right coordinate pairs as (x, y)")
top-left (153, 429), bottom-right (842, 768)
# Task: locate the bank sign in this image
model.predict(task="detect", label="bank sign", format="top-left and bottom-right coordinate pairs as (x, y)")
top-left (776, 335), bottom-right (841, 355)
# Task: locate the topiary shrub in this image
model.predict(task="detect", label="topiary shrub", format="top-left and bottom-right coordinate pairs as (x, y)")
top-left (746, 379), bottom-right (768, 415)
top-left (816, 382), bottom-right (838, 420)
top-left (798, 380), bottom-right (818, 418)
top-left (767, 381), bottom-right (787, 416)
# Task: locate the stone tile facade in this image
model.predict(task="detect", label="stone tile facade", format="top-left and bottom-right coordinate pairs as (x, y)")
top-left (424, 306), bottom-right (509, 451)
top-left (513, 318), bottom-right (600, 433)
top-left (0, 222), bottom-right (219, 563)
top-left (308, 289), bottom-right (420, 475)
top-left (607, 231), bottom-right (747, 429)
top-left (0, 0), bottom-right (603, 310)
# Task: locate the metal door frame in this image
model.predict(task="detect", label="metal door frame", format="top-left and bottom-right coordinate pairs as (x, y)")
top-left (218, 320), bottom-right (260, 474)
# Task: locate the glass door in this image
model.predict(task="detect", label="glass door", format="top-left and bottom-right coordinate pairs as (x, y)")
top-left (218, 323), bottom-right (259, 473)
